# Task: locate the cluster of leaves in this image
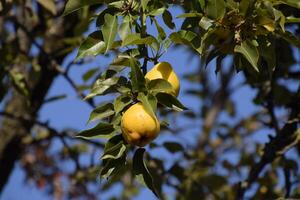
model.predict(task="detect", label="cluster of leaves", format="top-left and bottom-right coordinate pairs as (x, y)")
top-left (171, 0), bottom-right (300, 75)
top-left (63, 0), bottom-right (300, 199)
top-left (64, 1), bottom-right (187, 197)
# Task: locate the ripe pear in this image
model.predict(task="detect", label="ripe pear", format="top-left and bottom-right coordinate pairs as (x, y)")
top-left (145, 62), bottom-right (180, 96)
top-left (121, 103), bottom-right (160, 147)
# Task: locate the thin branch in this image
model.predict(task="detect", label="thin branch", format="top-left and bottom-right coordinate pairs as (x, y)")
top-left (0, 111), bottom-right (104, 148)
top-left (283, 158), bottom-right (292, 198)
top-left (59, 135), bottom-right (81, 171)
top-left (54, 63), bottom-right (96, 108)
top-left (236, 110), bottom-right (300, 199)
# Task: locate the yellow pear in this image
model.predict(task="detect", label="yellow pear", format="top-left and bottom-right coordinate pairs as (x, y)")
top-left (145, 62), bottom-right (180, 96)
top-left (121, 103), bottom-right (160, 147)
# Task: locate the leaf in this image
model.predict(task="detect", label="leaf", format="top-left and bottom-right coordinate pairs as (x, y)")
top-left (156, 93), bottom-right (187, 111)
top-left (162, 10), bottom-right (175, 29)
top-left (133, 148), bottom-right (159, 198)
top-left (87, 103), bottom-right (115, 124)
top-left (176, 13), bottom-right (202, 18)
top-left (258, 37), bottom-right (275, 77)
top-left (277, 30), bottom-right (300, 48)
top-left (101, 135), bottom-right (127, 160)
top-left (163, 142), bottom-right (184, 153)
top-left (118, 21), bottom-right (131, 41)
top-left (152, 17), bottom-right (166, 41)
top-left (129, 58), bottom-right (146, 92)
top-left (114, 95), bottom-right (132, 114)
top-left (37, 0), bottom-right (57, 15)
top-left (148, 7), bottom-right (165, 16)
top-left (199, 16), bottom-right (213, 30)
top-left (280, 0), bottom-right (300, 9)
top-left (76, 31), bottom-right (106, 59)
top-left (205, 0), bottom-right (226, 20)
top-left (169, 30), bottom-right (198, 50)
top-left (77, 123), bottom-right (115, 139)
top-left (122, 33), bottom-right (156, 46)
top-left (82, 68), bottom-right (99, 82)
top-left (63, 0), bottom-right (102, 16)
top-left (234, 40), bottom-right (259, 72)
top-left (100, 154), bottom-right (126, 179)
top-left (137, 93), bottom-right (156, 119)
top-left (141, 0), bottom-right (150, 11)
top-left (85, 76), bottom-right (127, 99)
top-left (102, 14), bottom-right (118, 54)
top-left (147, 79), bottom-right (174, 95)
top-left (9, 71), bottom-right (30, 97)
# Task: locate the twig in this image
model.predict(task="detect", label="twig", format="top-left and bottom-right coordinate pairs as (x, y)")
top-left (236, 110), bottom-right (300, 199)
top-left (0, 111), bottom-right (104, 148)
top-left (283, 157), bottom-right (292, 198)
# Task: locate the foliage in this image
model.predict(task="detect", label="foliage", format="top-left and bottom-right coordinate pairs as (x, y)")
top-left (0, 0), bottom-right (300, 199)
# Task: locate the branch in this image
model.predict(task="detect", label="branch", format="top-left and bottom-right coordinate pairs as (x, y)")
top-left (283, 157), bottom-right (292, 198)
top-left (0, 111), bottom-right (104, 148)
top-left (236, 110), bottom-right (300, 199)
top-left (55, 64), bottom-right (96, 108)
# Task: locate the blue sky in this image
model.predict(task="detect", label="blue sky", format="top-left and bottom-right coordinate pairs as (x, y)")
top-left (2, 4), bottom-right (299, 200)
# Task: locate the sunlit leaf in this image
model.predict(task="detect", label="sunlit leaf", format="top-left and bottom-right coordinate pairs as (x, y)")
top-left (37, 0), bottom-right (57, 15)
top-left (87, 102), bottom-right (115, 124)
top-left (102, 14), bottom-right (118, 54)
top-left (77, 123), bottom-right (115, 139)
top-left (63, 0), bottom-right (102, 16)
top-left (205, 0), bottom-right (226, 19)
top-left (156, 93), bottom-right (187, 111)
top-left (102, 135), bottom-right (127, 160)
top-left (234, 40), bottom-right (259, 72)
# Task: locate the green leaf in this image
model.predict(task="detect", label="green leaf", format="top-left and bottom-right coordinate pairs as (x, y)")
top-left (102, 135), bottom-right (127, 160)
top-left (77, 123), bottom-right (115, 139)
top-left (286, 17), bottom-right (300, 23)
top-left (100, 154), bottom-right (126, 179)
top-left (82, 68), bottom-right (99, 82)
top-left (133, 148), bottom-right (159, 198)
top-left (148, 7), bottom-right (165, 16)
top-left (37, 0), bottom-right (57, 15)
top-left (63, 0), bottom-right (101, 16)
top-left (169, 30), bottom-right (198, 45)
top-left (199, 16), bottom-right (213, 30)
top-left (152, 17), bottom-right (166, 41)
top-left (118, 21), bottom-right (131, 41)
top-left (205, 0), bottom-right (226, 20)
top-left (277, 30), bottom-right (300, 48)
top-left (163, 142), bottom-right (184, 153)
top-left (176, 13), bottom-right (202, 18)
top-left (234, 40), bottom-right (259, 72)
top-left (281, 0), bottom-right (300, 9)
top-left (122, 33), bottom-right (156, 46)
top-left (85, 76), bottom-right (127, 99)
top-left (147, 79), bottom-right (174, 95)
top-left (162, 10), bottom-right (175, 29)
top-left (156, 93), bottom-right (187, 111)
top-left (137, 93), bottom-right (156, 119)
top-left (129, 58), bottom-right (146, 92)
top-left (258, 37), bottom-right (275, 77)
top-left (102, 14), bottom-right (118, 54)
top-left (9, 70), bottom-right (30, 97)
top-left (87, 103), bottom-right (115, 124)
top-left (141, 0), bottom-right (150, 11)
top-left (114, 95), bottom-right (132, 114)
top-left (76, 31), bottom-right (106, 59)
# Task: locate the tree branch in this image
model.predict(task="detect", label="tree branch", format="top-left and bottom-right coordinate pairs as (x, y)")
top-left (236, 110), bottom-right (300, 199)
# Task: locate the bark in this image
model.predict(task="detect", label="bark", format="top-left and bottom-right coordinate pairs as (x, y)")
top-left (0, 6), bottom-right (80, 191)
